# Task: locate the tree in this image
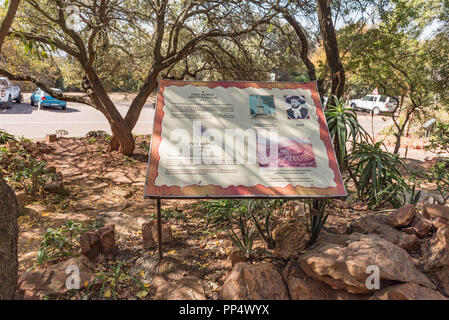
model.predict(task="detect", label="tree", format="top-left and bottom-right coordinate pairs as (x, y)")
top-left (345, 0), bottom-right (438, 153)
top-left (0, 1), bottom-right (20, 300)
top-left (0, 0), bottom-right (20, 52)
top-left (316, 0), bottom-right (345, 102)
top-left (5, 0), bottom-right (272, 155)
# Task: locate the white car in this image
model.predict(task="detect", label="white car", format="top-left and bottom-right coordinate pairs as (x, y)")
top-left (0, 77), bottom-right (21, 105)
top-left (349, 94), bottom-right (396, 115)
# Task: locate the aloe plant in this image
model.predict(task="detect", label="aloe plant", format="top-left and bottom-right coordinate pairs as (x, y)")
top-left (350, 141), bottom-right (410, 208)
top-left (325, 96), bottom-right (369, 170)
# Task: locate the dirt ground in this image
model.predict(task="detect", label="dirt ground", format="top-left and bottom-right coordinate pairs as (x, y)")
top-left (14, 135), bottom-right (443, 300)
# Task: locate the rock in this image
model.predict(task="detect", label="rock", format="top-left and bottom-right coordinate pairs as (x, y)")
top-left (351, 215), bottom-right (420, 251)
top-left (15, 190), bottom-right (32, 209)
top-left (388, 204), bottom-right (416, 228)
top-left (272, 219), bottom-right (310, 260)
top-left (35, 143), bottom-right (52, 154)
top-left (298, 233), bottom-right (435, 294)
top-left (282, 260), bottom-right (369, 300)
top-left (79, 225), bottom-right (116, 261)
top-left (141, 220), bottom-right (175, 250)
top-left (44, 181), bottom-right (64, 193)
top-left (142, 222), bottom-right (157, 249)
top-left (431, 267), bottom-right (449, 296)
top-left (333, 200), bottom-right (350, 209)
top-left (423, 204), bottom-right (449, 221)
top-left (403, 215), bottom-right (433, 238)
top-left (369, 283), bottom-right (446, 300)
top-left (45, 134), bottom-right (57, 143)
top-left (52, 172), bottom-right (63, 182)
top-left (153, 275), bottom-right (206, 300)
top-left (226, 248), bottom-right (247, 268)
top-left (422, 226), bottom-right (449, 272)
top-left (79, 230), bottom-right (101, 261)
top-left (46, 166), bottom-right (57, 174)
top-left (98, 225), bottom-right (116, 258)
top-left (221, 262), bottom-right (289, 300)
top-left (351, 203), bottom-right (369, 211)
top-left (161, 223), bottom-right (175, 243)
top-left (283, 201), bottom-right (306, 218)
top-left (432, 217), bottom-right (448, 230)
top-left (18, 257), bottom-right (95, 299)
top-left (6, 141), bottom-right (18, 152)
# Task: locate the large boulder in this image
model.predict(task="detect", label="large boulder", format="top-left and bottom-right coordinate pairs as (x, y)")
top-left (273, 219), bottom-right (310, 260)
top-left (351, 215), bottom-right (420, 251)
top-left (298, 233), bottom-right (435, 294)
top-left (369, 283), bottom-right (446, 300)
top-left (282, 260), bottom-right (369, 300)
top-left (423, 204), bottom-right (449, 221)
top-left (221, 262), bottom-right (289, 300)
top-left (0, 177), bottom-right (19, 299)
top-left (388, 204), bottom-right (416, 228)
top-left (18, 257), bottom-right (95, 299)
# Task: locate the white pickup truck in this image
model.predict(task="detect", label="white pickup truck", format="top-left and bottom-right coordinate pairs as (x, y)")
top-left (348, 94), bottom-right (397, 115)
top-left (0, 77), bottom-right (21, 106)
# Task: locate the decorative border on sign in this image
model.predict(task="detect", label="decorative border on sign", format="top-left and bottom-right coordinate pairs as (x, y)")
top-left (144, 79), bottom-right (346, 198)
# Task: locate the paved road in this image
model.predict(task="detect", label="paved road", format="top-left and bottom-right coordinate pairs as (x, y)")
top-left (0, 93), bottom-right (156, 139)
top-left (1, 95), bottom-right (392, 140)
top-left (353, 110), bottom-right (394, 137)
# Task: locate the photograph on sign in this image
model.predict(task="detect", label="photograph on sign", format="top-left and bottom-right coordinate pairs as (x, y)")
top-left (144, 80), bottom-right (346, 198)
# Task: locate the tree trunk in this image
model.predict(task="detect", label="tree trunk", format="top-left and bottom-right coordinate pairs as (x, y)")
top-left (394, 132), bottom-right (402, 154)
top-left (109, 68), bottom-right (160, 151)
top-left (84, 69), bottom-right (135, 155)
top-left (282, 12), bottom-right (317, 82)
top-left (0, 176), bottom-right (19, 299)
top-left (0, 0), bottom-right (20, 52)
top-left (316, 0), bottom-right (345, 103)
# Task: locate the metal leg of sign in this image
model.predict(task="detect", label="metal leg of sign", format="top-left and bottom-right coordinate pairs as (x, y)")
top-left (157, 198), bottom-right (163, 261)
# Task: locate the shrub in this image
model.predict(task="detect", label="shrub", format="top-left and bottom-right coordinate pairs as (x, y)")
top-left (325, 96), bottom-right (369, 169)
top-left (425, 122), bottom-right (449, 204)
top-left (427, 158), bottom-right (449, 205)
top-left (0, 129), bottom-right (16, 144)
top-left (0, 146), bottom-right (51, 196)
top-left (349, 141), bottom-right (410, 208)
top-left (199, 199), bottom-right (285, 255)
top-left (305, 199), bottom-right (330, 244)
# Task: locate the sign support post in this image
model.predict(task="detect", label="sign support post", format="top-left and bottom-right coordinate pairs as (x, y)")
top-left (157, 198), bottom-right (163, 261)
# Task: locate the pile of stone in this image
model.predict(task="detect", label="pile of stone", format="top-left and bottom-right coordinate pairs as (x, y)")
top-left (220, 203), bottom-right (449, 300)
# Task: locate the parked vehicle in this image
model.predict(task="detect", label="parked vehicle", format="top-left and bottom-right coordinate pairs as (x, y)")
top-left (348, 94), bottom-right (397, 115)
top-left (0, 77), bottom-right (21, 105)
top-left (30, 88), bottom-right (67, 110)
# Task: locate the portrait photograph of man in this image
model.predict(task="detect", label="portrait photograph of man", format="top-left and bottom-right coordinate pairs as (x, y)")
top-left (284, 95), bottom-right (310, 119)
